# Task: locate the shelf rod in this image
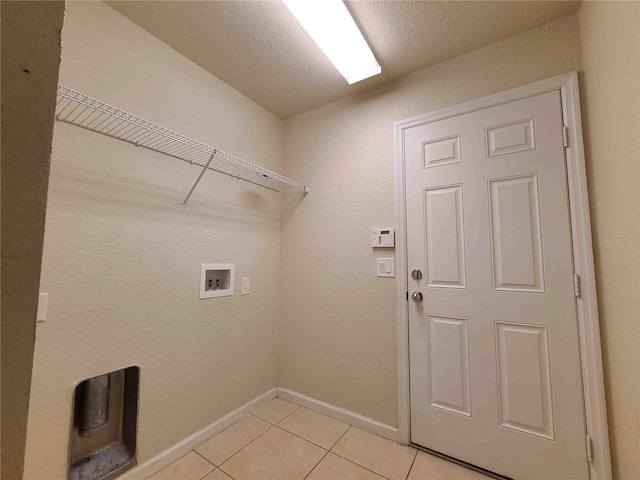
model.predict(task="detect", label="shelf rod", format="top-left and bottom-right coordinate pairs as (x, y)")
top-left (182, 152), bottom-right (215, 210)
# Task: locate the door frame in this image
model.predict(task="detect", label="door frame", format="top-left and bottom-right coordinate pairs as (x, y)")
top-left (394, 72), bottom-right (611, 480)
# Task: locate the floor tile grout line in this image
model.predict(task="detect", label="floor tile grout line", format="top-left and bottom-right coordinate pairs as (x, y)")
top-left (214, 467), bottom-right (236, 480)
top-left (272, 423), bottom-right (336, 451)
top-left (197, 465), bottom-right (216, 480)
top-left (276, 405), bottom-right (354, 448)
top-left (215, 412), bottom-right (332, 480)
top-left (302, 424), bottom-right (352, 480)
top-left (252, 397), bottom-right (300, 425)
top-left (329, 427), bottom-right (417, 480)
top-left (327, 450), bottom-right (393, 480)
top-left (331, 424), bottom-right (351, 449)
top-left (149, 450), bottom-right (216, 480)
top-left (327, 424), bottom-right (351, 451)
top-left (192, 449), bottom-right (216, 469)
top-left (302, 449), bottom-right (330, 480)
top-left (197, 399), bottom-right (301, 474)
top-left (274, 404), bottom-right (301, 425)
top-left (249, 412), bottom-right (271, 425)
top-left (405, 448), bottom-right (419, 480)
top-left (194, 416), bottom-right (272, 467)
top-left (251, 403), bottom-right (299, 426)
top-left (216, 424), bottom-right (277, 474)
top-left (191, 450), bottom-right (218, 480)
top-left (325, 425), bottom-right (395, 480)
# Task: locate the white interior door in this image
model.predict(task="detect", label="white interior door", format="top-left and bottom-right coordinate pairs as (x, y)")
top-left (405, 91), bottom-right (588, 479)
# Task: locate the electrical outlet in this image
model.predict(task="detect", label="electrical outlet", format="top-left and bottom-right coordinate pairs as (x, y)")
top-left (37, 293), bottom-right (49, 322)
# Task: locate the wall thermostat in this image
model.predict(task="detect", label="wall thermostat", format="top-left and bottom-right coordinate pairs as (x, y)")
top-left (372, 228), bottom-right (395, 248)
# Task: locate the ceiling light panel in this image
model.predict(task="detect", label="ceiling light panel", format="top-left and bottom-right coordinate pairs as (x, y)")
top-left (282, 0), bottom-right (381, 84)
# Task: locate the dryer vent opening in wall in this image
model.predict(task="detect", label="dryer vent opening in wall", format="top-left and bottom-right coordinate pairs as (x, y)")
top-left (69, 366), bottom-right (139, 480)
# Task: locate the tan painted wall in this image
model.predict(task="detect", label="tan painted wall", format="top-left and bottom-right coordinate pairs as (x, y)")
top-left (1, 2), bottom-right (65, 479)
top-left (24, 2), bottom-right (283, 478)
top-left (578, 3), bottom-right (640, 478)
top-left (280, 15), bottom-right (583, 427)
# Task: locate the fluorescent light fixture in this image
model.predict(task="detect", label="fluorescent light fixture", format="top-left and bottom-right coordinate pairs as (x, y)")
top-left (282, 0), bottom-right (381, 84)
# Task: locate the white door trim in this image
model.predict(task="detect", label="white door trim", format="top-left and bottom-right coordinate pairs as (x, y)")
top-left (394, 71), bottom-right (611, 480)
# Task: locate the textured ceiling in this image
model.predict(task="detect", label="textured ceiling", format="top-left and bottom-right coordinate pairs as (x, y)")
top-left (105, 1), bottom-right (581, 119)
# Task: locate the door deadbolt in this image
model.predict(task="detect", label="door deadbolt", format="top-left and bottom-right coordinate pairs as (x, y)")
top-left (411, 269), bottom-right (423, 280)
top-left (411, 291), bottom-right (423, 302)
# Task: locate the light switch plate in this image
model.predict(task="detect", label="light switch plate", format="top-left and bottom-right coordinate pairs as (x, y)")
top-left (241, 277), bottom-right (250, 295)
top-left (37, 293), bottom-right (49, 322)
top-left (377, 258), bottom-right (395, 277)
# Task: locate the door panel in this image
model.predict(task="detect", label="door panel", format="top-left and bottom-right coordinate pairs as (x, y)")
top-left (423, 135), bottom-right (461, 168)
top-left (486, 118), bottom-right (536, 157)
top-left (428, 314), bottom-right (471, 416)
top-left (488, 174), bottom-right (544, 292)
top-left (406, 91), bottom-right (588, 480)
top-left (424, 185), bottom-right (466, 288)
top-left (496, 321), bottom-right (554, 439)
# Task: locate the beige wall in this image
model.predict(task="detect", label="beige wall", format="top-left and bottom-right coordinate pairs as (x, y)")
top-left (1, 2), bottom-right (65, 479)
top-left (280, 15), bottom-right (583, 427)
top-left (24, 2), bottom-right (283, 478)
top-left (578, 2), bottom-right (640, 478)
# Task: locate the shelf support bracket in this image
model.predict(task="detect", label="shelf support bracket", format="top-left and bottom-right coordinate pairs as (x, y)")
top-left (182, 152), bottom-right (215, 210)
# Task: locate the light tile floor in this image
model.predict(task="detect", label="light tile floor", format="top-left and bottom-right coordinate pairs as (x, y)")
top-left (149, 398), bottom-right (493, 480)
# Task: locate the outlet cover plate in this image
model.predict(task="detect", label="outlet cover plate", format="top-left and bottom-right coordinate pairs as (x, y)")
top-left (37, 293), bottom-right (49, 322)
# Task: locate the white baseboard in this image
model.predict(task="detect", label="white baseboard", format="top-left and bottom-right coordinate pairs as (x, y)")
top-left (120, 388), bottom-right (277, 480)
top-left (277, 388), bottom-right (399, 443)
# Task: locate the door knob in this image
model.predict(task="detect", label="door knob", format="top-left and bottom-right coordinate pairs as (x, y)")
top-left (411, 269), bottom-right (423, 280)
top-left (411, 291), bottom-right (423, 302)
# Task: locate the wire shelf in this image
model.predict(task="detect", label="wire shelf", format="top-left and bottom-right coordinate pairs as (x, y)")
top-left (55, 85), bottom-right (310, 196)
